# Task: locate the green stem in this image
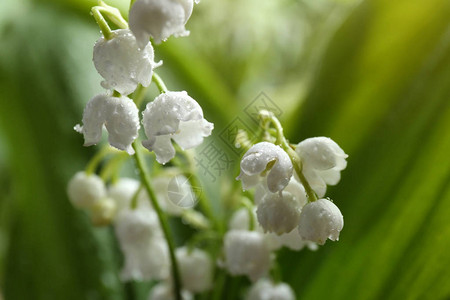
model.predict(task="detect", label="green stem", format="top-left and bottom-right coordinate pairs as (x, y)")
top-left (132, 84), bottom-right (149, 108)
top-left (260, 112), bottom-right (318, 202)
top-left (132, 142), bottom-right (182, 300)
top-left (91, 7), bottom-right (113, 40)
top-left (85, 146), bottom-right (113, 175)
top-left (241, 197), bottom-right (255, 231)
top-left (97, 1), bottom-right (128, 29)
top-left (153, 72), bottom-right (168, 93)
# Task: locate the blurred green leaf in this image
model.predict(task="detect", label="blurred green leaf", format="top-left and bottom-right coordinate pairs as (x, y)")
top-left (282, 0), bottom-right (450, 299)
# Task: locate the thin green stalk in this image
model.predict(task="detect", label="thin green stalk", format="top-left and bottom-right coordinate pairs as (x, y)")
top-left (260, 112), bottom-right (318, 202)
top-left (153, 72), bottom-right (168, 93)
top-left (132, 142), bottom-right (182, 300)
top-left (85, 146), bottom-right (113, 175)
top-left (132, 84), bottom-right (149, 108)
top-left (91, 7), bottom-right (113, 40)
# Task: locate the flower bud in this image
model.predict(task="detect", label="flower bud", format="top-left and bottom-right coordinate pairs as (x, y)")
top-left (67, 171), bottom-right (105, 209)
top-left (224, 230), bottom-right (271, 281)
top-left (93, 29), bottom-right (156, 95)
top-left (129, 0), bottom-right (194, 47)
top-left (247, 279), bottom-right (295, 300)
top-left (298, 198), bottom-right (343, 245)
top-left (237, 142), bottom-right (293, 193)
top-left (90, 197), bottom-right (117, 226)
top-left (176, 247), bottom-right (213, 292)
top-left (148, 282), bottom-right (193, 300)
top-left (142, 91), bottom-right (213, 164)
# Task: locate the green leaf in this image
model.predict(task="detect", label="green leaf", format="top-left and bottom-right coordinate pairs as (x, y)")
top-left (281, 0), bottom-right (450, 299)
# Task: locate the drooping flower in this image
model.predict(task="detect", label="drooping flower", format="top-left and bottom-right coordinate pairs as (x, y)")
top-left (142, 91), bottom-right (213, 164)
top-left (298, 198), bottom-right (344, 245)
top-left (274, 228), bottom-right (318, 251)
top-left (255, 178), bottom-right (307, 235)
top-left (129, 0), bottom-right (195, 47)
top-left (153, 174), bottom-right (197, 215)
top-left (295, 137), bottom-right (348, 197)
top-left (223, 230), bottom-right (271, 281)
top-left (75, 94), bottom-right (140, 155)
top-left (90, 197), bottom-right (117, 226)
top-left (67, 171), bottom-right (106, 209)
top-left (237, 142), bottom-right (293, 193)
top-left (114, 208), bottom-right (169, 281)
top-left (246, 279), bottom-right (295, 300)
top-left (176, 247), bottom-right (213, 292)
top-left (93, 29), bottom-right (157, 95)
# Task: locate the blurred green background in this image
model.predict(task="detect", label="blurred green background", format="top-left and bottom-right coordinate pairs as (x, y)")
top-left (1, 0), bottom-right (449, 299)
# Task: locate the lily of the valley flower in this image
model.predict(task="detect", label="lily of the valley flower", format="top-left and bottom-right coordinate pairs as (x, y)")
top-left (224, 230), bottom-right (271, 281)
top-left (93, 29), bottom-right (157, 95)
top-left (297, 198), bottom-right (344, 245)
top-left (129, 0), bottom-right (195, 47)
top-left (76, 94), bottom-right (140, 155)
top-left (67, 171), bottom-right (106, 209)
top-left (176, 247), bottom-right (213, 292)
top-left (148, 282), bottom-right (193, 300)
top-left (142, 91), bottom-right (213, 164)
top-left (295, 137), bottom-right (348, 197)
top-left (247, 279), bottom-right (295, 300)
top-left (237, 142), bottom-right (293, 193)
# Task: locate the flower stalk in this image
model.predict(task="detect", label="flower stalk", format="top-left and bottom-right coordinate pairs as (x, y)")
top-left (132, 142), bottom-right (182, 300)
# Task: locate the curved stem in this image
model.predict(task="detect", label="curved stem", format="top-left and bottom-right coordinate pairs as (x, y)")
top-left (132, 84), bottom-right (149, 108)
top-left (153, 72), bottom-right (168, 93)
top-left (260, 112), bottom-right (318, 202)
top-left (91, 7), bottom-right (113, 40)
top-left (132, 142), bottom-right (182, 300)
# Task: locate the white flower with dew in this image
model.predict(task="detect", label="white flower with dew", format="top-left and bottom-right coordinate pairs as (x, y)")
top-left (176, 247), bottom-right (213, 292)
top-left (224, 230), bottom-right (271, 281)
top-left (142, 91), bottom-right (213, 164)
top-left (237, 142), bottom-right (293, 193)
top-left (93, 29), bottom-right (157, 95)
top-left (246, 279), bottom-right (295, 300)
top-left (298, 198), bottom-right (344, 245)
top-left (75, 94), bottom-right (140, 155)
top-left (129, 0), bottom-right (195, 47)
top-left (67, 171), bottom-right (106, 209)
top-left (295, 137), bottom-right (348, 197)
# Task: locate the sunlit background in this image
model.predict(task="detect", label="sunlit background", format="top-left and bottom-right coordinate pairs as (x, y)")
top-left (1, 0), bottom-right (449, 299)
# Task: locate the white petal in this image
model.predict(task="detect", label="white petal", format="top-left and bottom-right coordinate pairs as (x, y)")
top-left (172, 119), bottom-right (213, 149)
top-left (237, 142), bottom-right (293, 193)
top-left (296, 137), bottom-right (342, 170)
top-left (129, 0), bottom-right (192, 46)
top-left (256, 191), bottom-right (301, 235)
top-left (176, 247), bottom-right (213, 292)
top-left (93, 29), bottom-right (156, 95)
top-left (298, 198), bottom-right (344, 245)
top-left (104, 96), bottom-right (140, 155)
top-left (67, 171), bottom-right (106, 209)
top-left (143, 135), bottom-right (175, 164)
top-left (224, 230), bottom-right (271, 281)
top-left (247, 279), bottom-right (295, 300)
top-left (317, 168), bottom-right (341, 186)
top-left (80, 94), bottom-right (108, 146)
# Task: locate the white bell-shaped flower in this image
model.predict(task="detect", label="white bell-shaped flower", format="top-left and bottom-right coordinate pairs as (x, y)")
top-left (76, 94), bottom-right (140, 155)
top-left (275, 228), bottom-right (318, 251)
top-left (129, 0), bottom-right (194, 47)
top-left (90, 197), bottom-right (117, 226)
top-left (256, 177), bottom-right (307, 235)
top-left (148, 282), bottom-right (193, 300)
top-left (298, 198), bottom-right (344, 245)
top-left (256, 191), bottom-right (301, 235)
top-left (247, 279), bottom-right (295, 300)
top-left (295, 137), bottom-right (348, 197)
top-left (67, 171), bottom-right (106, 209)
top-left (142, 91), bottom-right (213, 164)
top-left (224, 230), bottom-right (271, 281)
top-left (176, 247), bottom-right (213, 292)
top-left (153, 174), bottom-right (196, 215)
top-left (115, 208), bottom-right (169, 281)
top-left (93, 29), bottom-right (156, 95)
top-left (237, 142), bottom-right (293, 193)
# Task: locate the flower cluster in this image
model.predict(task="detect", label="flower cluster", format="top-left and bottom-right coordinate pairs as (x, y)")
top-left (67, 1), bottom-right (349, 299)
top-left (75, 0), bottom-right (210, 162)
top-left (227, 130), bottom-right (347, 285)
